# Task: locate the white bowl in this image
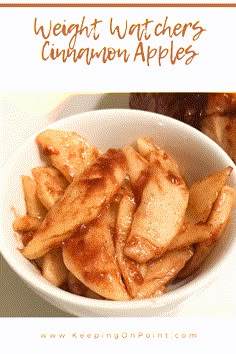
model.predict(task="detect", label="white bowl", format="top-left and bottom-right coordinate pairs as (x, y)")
top-left (0, 108), bottom-right (235, 317)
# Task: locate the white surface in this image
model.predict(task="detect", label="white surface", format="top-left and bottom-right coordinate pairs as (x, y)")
top-left (1, 5), bottom-right (236, 93)
top-left (0, 93), bottom-right (235, 318)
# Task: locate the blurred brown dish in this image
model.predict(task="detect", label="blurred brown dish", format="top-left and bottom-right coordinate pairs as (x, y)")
top-left (129, 93), bottom-right (236, 163)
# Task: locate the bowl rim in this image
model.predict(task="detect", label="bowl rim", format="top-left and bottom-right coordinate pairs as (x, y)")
top-left (1, 108), bottom-right (235, 313)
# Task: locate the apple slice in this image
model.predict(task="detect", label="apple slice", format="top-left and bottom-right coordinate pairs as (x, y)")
top-left (41, 248), bottom-right (68, 287)
top-left (168, 222), bottom-right (214, 251)
top-left (134, 247), bottom-right (193, 299)
top-left (36, 129), bottom-right (100, 182)
top-left (21, 175), bottom-right (47, 219)
top-left (186, 166), bottom-right (232, 223)
top-left (177, 185), bottom-right (235, 279)
top-left (115, 192), bottom-right (146, 298)
top-left (124, 163), bottom-right (189, 263)
top-left (136, 136), bottom-right (180, 175)
top-left (32, 167), bottom-right (69, 210)
top-left (63, 210), bottom-right (130, 301)
top-left (122, 145), bottom-right (149, 184)
top-left (21, 149), bottom-right (127, 260)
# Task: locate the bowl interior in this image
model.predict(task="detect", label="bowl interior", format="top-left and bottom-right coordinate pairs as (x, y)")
top-left (1, 108), bottom-right (235, 315)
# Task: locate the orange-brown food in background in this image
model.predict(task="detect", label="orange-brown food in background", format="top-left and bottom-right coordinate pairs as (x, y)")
top-left (129, 93), bottom-right (236, 163)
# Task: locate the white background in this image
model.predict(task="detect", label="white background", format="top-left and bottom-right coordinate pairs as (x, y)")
top-left (0, 2), bottom-right (235, 91)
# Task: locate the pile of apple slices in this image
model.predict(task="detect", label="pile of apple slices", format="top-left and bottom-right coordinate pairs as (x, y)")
top-left (13, 130), bottom-right (234, 300)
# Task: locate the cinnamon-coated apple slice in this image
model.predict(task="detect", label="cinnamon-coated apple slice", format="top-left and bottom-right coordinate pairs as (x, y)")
top-left (136, 136), bottom-right (180, 175)
top-left (124, 163), bottom-right (189, 263)
top-left (21, 149), bottom-right (127, 260)
top-left (134, 246), bottom-right (193, 299)
top-left (32, 166), bottom-right (69, 210)
top-left (186, 166), bottom-right (232, 223)
top-left (115, 191), bottom-right (147, 298)
top-left (63, 209), bottom-right (130, 301)
top-left (177, 185), bottom-right (235, 279)
top-left (36, 129), bottom-right (100, 182)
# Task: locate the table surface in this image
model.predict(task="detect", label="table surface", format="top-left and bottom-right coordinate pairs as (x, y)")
top-left (0, 93), bottom-right (235, 318)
